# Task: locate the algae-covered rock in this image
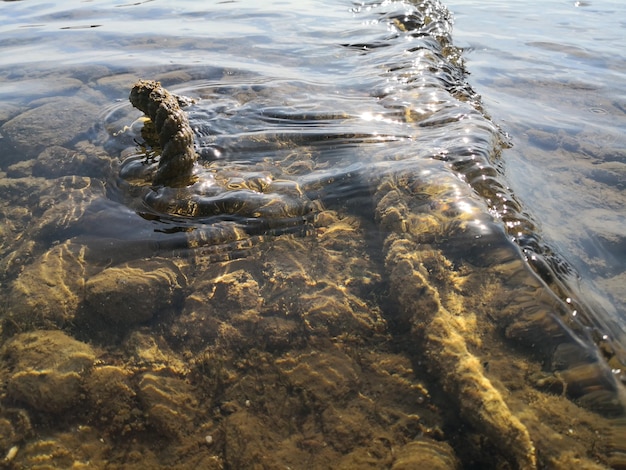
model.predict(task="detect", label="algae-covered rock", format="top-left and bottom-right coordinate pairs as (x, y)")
top-left (276, 350), bottom-right (360, 403)
top-left (84, 365), bottom-right (137, 433)
top-left (137, 372), bottom-right (199, 438)
top-left (2, 330), bottom-right (96, 413)
top-left (197, 268), bottom-right (263, 317)
top-left (84, 259), bottom-right (186, 326)
top-left (5, 159), bottom-right (35, 178)
top-left (172, 266), bottom-right (263, 350)
top-left (33, 175), bottom-right (107, 240)
top-left (123, 330), bottom-right (189, 374)
top-left (386, 242), bottom-right (537, 469)
top-left (170, 210), bottom-right (385, 352)
top-left (377, 174), bottom-right (538, 469)
top-left (11, 427), bottom-right (110, 469)
top-left (391, 439), bottom-right (460, 470)
top-left (260, 213), bottom-right (386, 339)
top-left (0, 97), bottom-right (99, 159)
top-left (6, 241), bottom-right (87, 329)
top-left (32, 144), bottom-right (112, 179)
top-left (0, 409), bottom-right (32, 456)
top-left (373, 169), bottom-right (626, 468)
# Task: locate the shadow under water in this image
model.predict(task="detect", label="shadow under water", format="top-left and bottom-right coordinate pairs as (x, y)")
top-left (0, 0), bottom-right (625, 468)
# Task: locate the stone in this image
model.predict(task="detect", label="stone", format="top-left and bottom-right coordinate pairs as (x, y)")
top-left (391, 439), bottom-right (460, 470)
top-left (84, 365), bottom-right (137, 433)
top-left (2, 330), bottom-right (96, 413)
top-left (137, 372), bottom-right (199, 438)
top-left (32, 145), bottom-right (111, 179)
top-left (84, 259), bottom-right (185, 326)
top-left (6, 241), bottom-right (87, 329)
top-left (0, 96), bottom-right (99, 159)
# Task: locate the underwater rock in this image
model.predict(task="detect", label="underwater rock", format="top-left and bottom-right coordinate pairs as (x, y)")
top-left (0, 175), bottom-right (50, 206)
top-left (5, 241), bottom-right (87, 330)
top-left (170, 210), bottom-right (385, 351)
top-left (276, 350), bottom-right (360, 403)
top-left (374, 169), bottom-right (626, 468)
top-left (0, 102), bottom-right (20, 124)
top-left (137, 372), bottom-right (199, 438)
top-left (254, 316), bottom-right (303, 353)
top-left (391, 439), bottom-right (460, 470)
top-left (33, 175), bottom-right (107, 240)
top-left (84, 258), bottom-right (186, 326)
top-left (0, 177), bottom-right (46, 280)
top-left (377, 174), bottom-right (538, 468)
top-left (0, 409), bottom-right (32, 457)
top-left (320, 405), bottom-right (373, 454)
top-left (6, 76), bottom-right (84, 103)
top-left (84, 365), bottom-right (137, 433)
top-left (199, 268), bottom-right (263, 315)
top-left (11, 427), bottom-right (110, 469)
top-left (259, 213), bottom-right (386, 339)
top-left (2, 330), bottom-right (96, 413)
top-left (123, 330), bottom-right (189, 375)
top-left (171, 266), bottom-right (263, 350)
top-left (172, 261), bottom-right (309, 352)
top-left (32, 144), bottom-right (113, 179)
top-left (0, 96), bottom-right (99, 160)
top-left (6, 160), bottom-right (34, 178)
top-left (96, 72), bottom-right (142, 95)
top-left (129, 79), bottom-right (197, 186)
top-left (385, 238), bottom-right (537, 469)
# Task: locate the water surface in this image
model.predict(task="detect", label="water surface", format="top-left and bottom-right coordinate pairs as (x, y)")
top-left (448, 0), bottom-right (626, 326)
top-left (1, 0), bottom-right (625, 468)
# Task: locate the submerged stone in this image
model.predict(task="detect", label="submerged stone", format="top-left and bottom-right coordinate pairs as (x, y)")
top-left (84, 259), bottom-right (186, 326)
top-left (0, 97), bottom-right (99, 160)
top-left (137, 372), bottom-right (199, 438)
top-left (33, 145), bottom-right (112, 179)
top-left (391, 439), bottom-right (460, 470)
top-left (84, 365), bottom-right (137, 433)
top-left (2, 330), bottom-right (96, 413)
top-left (6, 241), bottom-right (87, 330)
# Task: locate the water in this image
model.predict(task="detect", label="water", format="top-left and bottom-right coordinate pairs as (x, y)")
top-left (447, 0), bottom-right (626, 342)
top-left (1, 0), bottom-right (625, 468)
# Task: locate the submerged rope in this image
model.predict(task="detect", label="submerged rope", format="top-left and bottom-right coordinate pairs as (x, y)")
top-left (129, 80), bottom-right (197, 186)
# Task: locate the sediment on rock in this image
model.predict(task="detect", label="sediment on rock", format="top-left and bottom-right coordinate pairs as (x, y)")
top-left (5, 241), bottom-right (88, 331)
top-left (374, 171), bottom-right (626, 469)
top-left (129, 79), bottom-right (197, 187)
top-left (384, 234), bottom-right (537, 469)
top-left (2, 330), bottom-right (96, 414)
top-left (391, 439), bottom-right (460, 470)
top-left (83, 258), bottom-right (186, 327)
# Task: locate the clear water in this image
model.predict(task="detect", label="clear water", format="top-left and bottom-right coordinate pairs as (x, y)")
top-left (2, 0), bottom-right (623, 324)
top-left (448, 0), bottom-right (626, 324)
top-left (1, 0), bottom-right (626, 467)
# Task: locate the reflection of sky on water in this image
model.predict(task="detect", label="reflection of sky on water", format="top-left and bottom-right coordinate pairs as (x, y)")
top-left (0, 0), bottom-right (623, 342)
top-left (448, 0), bottom-right (626, 322)
top-left (0, 0), bottom-right (348, 71)
top-left (1, 3), bottom-right (625, 465)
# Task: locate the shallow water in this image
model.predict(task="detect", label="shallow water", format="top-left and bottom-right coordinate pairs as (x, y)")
top-left (448, 0), bottom-right (626, 326)
top-left (1, 0), bottom-right (626, 468)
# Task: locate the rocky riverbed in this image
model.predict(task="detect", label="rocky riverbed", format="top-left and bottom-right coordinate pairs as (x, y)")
top-left (1, 0), bottom-right (625, 468)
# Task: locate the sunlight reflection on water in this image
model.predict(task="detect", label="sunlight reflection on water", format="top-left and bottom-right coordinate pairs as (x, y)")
top-left (1, 1), bottom-right (626, 466)
top-left (448, 0), bottom-right (626, 323)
